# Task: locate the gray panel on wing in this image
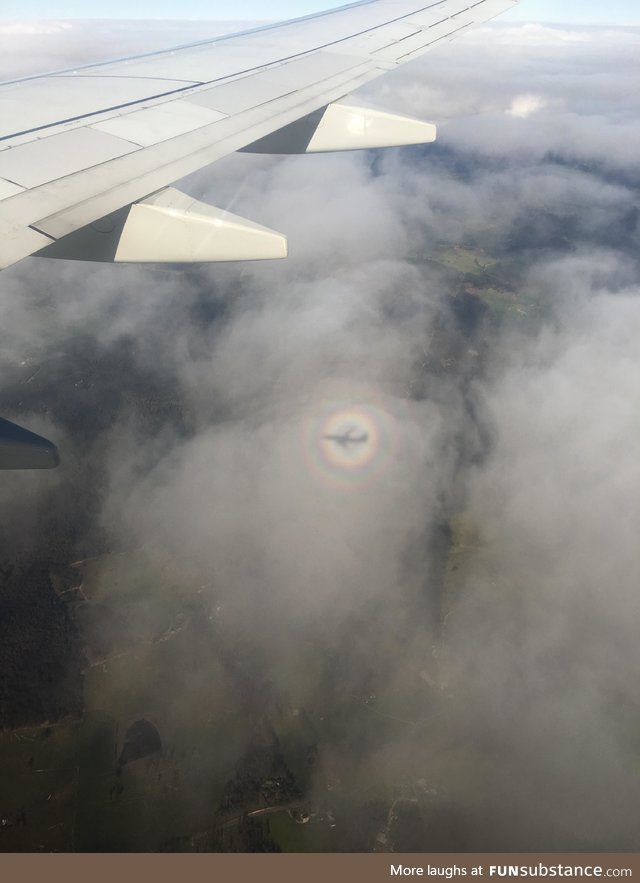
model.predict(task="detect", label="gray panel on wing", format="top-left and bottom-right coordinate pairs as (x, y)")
top-left (374, 17), bottom-right (472, 62)
top-left (404, 11), bottom-right (451, 27)
top-left (331, 20), bottom-right (422, 55)
top-left (189, 52), bottom-right (362, 115)
top-left (0, 76), bottom-right (194, 141)
top-left (189, 76), bottom-right (296, 115)
top-left (91, 101), bottom-right (227, 147)
top-left (396, 22), bottom-right (476, 61)
top-left (0, 179), bottom-right (24, 200)
top-left (85, 44), bottom-right (290, 84)
top-left (0, 128), bottom-right (138, 188)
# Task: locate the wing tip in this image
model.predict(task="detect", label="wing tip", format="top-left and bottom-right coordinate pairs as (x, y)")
top-left (0, 417), bottom-right (60, 470)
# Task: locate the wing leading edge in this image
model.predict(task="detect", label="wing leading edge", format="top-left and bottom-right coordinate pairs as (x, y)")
top-left (0, 0), bottom-right (518, 270)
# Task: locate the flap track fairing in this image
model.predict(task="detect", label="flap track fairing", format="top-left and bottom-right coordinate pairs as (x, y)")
top-left (36, 188), bottom-right (288, 264)
top-left (242, 101), bottom-right (437, 154)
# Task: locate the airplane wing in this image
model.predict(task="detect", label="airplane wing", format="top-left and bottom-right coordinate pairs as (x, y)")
top-left (0, 418), bottom-right (59, 470)
top-left (0, 0), bottom-right (518, 271)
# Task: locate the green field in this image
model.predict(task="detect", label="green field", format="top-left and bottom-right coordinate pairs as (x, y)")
top-left (413, 244), bottom-right (549, 330)
top-left (430, 246), bottom-right (499, 276)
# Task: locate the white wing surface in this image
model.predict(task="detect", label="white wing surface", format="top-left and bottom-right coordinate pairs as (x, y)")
top-left (0, 0), bottom-right (518, 270)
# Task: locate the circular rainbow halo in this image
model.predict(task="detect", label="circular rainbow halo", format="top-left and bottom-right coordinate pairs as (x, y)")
top-left (304, 396), bottom-right (398, 489)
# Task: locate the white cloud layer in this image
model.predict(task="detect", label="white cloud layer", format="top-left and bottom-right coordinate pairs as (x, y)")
top-left (0, 21), bottom-right (639, 850)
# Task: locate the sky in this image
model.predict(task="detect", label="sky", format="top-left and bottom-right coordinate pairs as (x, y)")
top-left (1, 0), bottom-right (640, 26)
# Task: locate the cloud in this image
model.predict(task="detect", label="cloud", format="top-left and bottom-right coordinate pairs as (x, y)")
top-left (0, 22), bottom-right (72, 35)
top-left (507, 93), bottom-right (548, 118)
top-left (437, 279), bottom-right (640, 846)
top-left (0, 20), bottom-right (639, 851)
top-left (470, 23), bottom-right (594, 46)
